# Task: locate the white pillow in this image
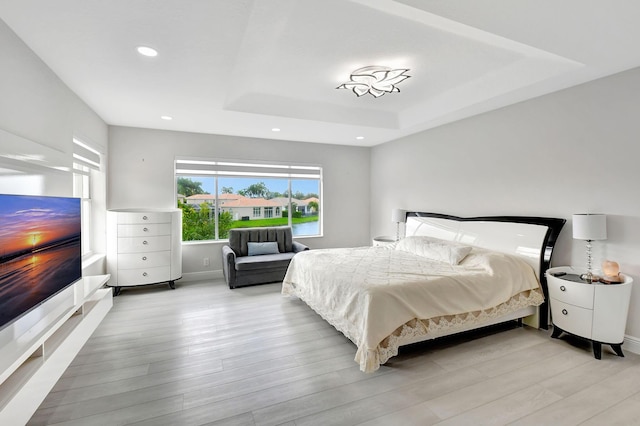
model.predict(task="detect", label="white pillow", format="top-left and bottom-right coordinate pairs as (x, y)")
top-left (247, 241), bottom-right (280, 256)
top-left (395, 236), bottom-right (472, 265)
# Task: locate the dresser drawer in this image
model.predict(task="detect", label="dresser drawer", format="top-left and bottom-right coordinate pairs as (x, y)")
top-left (117, 223), bottom-right (171, 237)
top-left (118, 251), bottom-right (171, 269)
top-left (118, 266), bottom-right (171, 285)
top-left (548, 277), bottom-right (594, 308)
top-left (116, 211), bottom-right (172, 225)
top-left (550, 299), bottom-right (593, 339)
top-left (117, 236), bottom-right (171, 253)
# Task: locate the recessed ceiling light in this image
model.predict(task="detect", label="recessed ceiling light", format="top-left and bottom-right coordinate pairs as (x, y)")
top-left (271, 128), bottom-right (281, 132)
top-left (137, 46), bottom-right (158, 57)
top-left (356, 136), bottom-right (364, 140)
top-left (161, 115), bottom-right (173, 121)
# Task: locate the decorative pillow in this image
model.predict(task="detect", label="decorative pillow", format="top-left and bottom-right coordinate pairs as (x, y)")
top-left (247, 241), bottom-right (280, 256)
top-left (395, 236), bottom-right (472, 265)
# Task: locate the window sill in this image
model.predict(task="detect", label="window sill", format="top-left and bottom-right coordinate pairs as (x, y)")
top-left (82, 253), bottom-right (106, 275)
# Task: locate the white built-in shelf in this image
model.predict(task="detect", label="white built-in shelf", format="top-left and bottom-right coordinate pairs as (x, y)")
top-left (0, 274), bottom-right (112, 425)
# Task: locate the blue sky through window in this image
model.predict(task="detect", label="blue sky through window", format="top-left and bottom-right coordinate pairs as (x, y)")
top-left (190, 177), bottom-right (319, 197)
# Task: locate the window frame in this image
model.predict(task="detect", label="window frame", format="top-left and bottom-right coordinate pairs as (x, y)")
top-left (72, 137), bottom-right (102, 258)
top-left (175, 158), bottom-right (322, 242)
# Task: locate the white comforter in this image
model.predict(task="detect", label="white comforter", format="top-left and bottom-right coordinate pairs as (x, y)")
top-left (282, 246), bottom-right (544, 372)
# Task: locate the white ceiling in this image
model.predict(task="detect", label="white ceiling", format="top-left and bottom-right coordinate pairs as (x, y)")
top-left (1, 0), bottom-right (640, 147)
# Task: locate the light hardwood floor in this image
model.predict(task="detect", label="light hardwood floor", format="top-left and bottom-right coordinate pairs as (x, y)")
top-left (29, 279), bottom-right (640, 425)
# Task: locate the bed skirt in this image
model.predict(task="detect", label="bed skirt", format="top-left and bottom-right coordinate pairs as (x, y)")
top-left (285, 286), bottom-right (544, 373)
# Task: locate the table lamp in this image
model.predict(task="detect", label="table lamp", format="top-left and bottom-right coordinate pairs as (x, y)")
top-left (572, 213), bottom-right (607, 283)
top-left (391, 209), bottom-right (406, 241)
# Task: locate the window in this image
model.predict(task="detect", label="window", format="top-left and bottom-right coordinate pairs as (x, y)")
top-left (72, 137), bottom-right (102, 257)
top-left (175, 159), bottom-right (322, 241)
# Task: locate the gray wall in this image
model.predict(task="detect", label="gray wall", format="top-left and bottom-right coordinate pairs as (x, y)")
top-left (0, 18), bottom-right (108, 255)
top-left (371, 66), bottom-right (640, 340)
top-left (0, 19), bottom-right (106, 157)
top-left (108, 126), bottom-right (371, 275)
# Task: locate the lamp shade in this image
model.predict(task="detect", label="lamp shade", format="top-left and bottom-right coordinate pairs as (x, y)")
top-left (572, 214), bottom-right (607, 240)
top-left (391, 209), bottom-right (406, 223)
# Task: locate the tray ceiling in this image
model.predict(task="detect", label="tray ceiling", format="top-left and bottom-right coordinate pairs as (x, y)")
top-left (1, 0), bottom-right (639, 146)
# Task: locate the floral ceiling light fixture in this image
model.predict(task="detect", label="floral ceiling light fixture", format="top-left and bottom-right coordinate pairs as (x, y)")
top-left (337, 66), bottom-right (410, 98)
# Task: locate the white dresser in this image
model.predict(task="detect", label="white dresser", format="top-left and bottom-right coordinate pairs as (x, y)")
top-left (107, 209), bottom-right (182, 295)
top-left (546, 266), bottom-right (633, 359)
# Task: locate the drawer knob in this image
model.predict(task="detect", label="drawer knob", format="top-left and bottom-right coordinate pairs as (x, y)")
top-left (143, 240), bottom-right (148, 245)
top-left (143, 272), bottom-right (148, 277)
top-left (142, 215), bottom-right (148, 220)
top-left (562, 309), bottom-right (568, 315)
top-left (143, 227), bottom-right (149, 232)
top-left (560, 285), bottom-right (566, 292)
top-left (142, 256), bottom-right (147, 261)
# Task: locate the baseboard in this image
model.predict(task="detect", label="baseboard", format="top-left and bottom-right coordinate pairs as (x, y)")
top-left (624, 335), bottom-right (640, 355)
top-left (180, 270), bottom-right (223, 283)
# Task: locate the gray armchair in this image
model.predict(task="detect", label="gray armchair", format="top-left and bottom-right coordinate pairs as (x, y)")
top-left (222, 226), bottom-right (309, 289)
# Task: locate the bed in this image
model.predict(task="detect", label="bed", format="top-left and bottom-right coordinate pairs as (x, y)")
top-left (282, 212), bottom-right (565, 372)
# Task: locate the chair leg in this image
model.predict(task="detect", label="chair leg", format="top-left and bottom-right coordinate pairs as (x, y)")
top-left (593, 342), bottom-right (602, 359)
top-left (611, 344), bottom-right (625, 357)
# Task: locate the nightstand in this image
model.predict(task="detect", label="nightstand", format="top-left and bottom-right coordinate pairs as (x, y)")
top-left (546, 266), bottom-right (633, 359)
top-left (372, 236), bottom-right (396, 247)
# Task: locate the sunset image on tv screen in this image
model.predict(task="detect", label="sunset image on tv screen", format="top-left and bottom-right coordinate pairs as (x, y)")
top-left (0, 195), bottom-right (82, 330)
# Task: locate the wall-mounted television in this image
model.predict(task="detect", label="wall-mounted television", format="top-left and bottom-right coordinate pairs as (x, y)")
top-left (0, 194), bottom-right (82, 330)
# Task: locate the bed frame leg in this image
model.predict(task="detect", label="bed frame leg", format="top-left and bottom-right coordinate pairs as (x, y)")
top-left (517, 318), bottom-right (523, 327)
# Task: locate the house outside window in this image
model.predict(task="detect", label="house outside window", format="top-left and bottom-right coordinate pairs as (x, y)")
top-left (175, 159), bottom-right (322, 241)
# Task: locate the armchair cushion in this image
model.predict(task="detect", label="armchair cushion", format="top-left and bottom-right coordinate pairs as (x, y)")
top-left (235, 252), bottom-right (297, 271)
